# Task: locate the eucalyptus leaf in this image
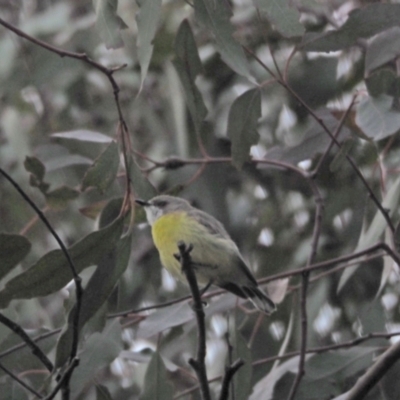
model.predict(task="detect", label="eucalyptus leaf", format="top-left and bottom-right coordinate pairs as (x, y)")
top-left (338, 176), bottom-right (400, 291)
top-left (193, 0), bottom-right (252, 79)
top-left (0, 234), bottom-right (31, 281)
top-left (69, 320), bottom-right (123, 398)
top-left (302, 3), bottom-right (400, 52)
top-left (136, 0), bottom-right (162, 91)
top-left (55, 234), bottom-right (131, 366)
top-left (173, 20), bottom-right (208, 134)
top-left (92, 0), bottom-right (127, 49)
top-left (81, 141), bottom-right (120, 193)
top-left (254, 0), bottom-right (304, 37)
top-left (0, 217), bottom-right (124, 308)
top-left (51, 130), bottom-right (114, 143)
top-left (140, 351), bottom-right (173, 400)
top-left (228, 89), bottom-right (261, 170)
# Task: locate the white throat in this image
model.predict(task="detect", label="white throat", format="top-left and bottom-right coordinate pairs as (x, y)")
top-left (144, 205), bottom-right (164, 226)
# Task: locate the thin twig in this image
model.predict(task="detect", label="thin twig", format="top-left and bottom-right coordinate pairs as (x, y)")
top-left (176, 241), bottom-right (211, 400)
top-left (243, 45), bottom-right (396, 234)
top-left (311, 95), bottom-right (357, 176)
top-left (287, 179), bottom-right (324, 400)
top-left (0, 362), bottom-right (43, 398)
top-left (43, 358), bottom-right (79, 400)
top-left (175, 331), bottom-right (400, 399)
top-left (0, 328), bottom-right (62, 360)
top-left (343, 339), bottom-right (400, 400)
top-left (0, 313), bottom-right (53, 372)
top-left (0, 168), bottom-right (82, 398)
top-left (218, 359), bottom-right (245, 400)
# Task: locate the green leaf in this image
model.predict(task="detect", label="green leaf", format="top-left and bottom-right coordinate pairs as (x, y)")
top-left (355, 95), bottom-right (400, 141)
top-left (128, 156), bottom-right (157, 199)
top-left (135, 302), bottom-right (193, 339)
top-left (366, 69), bottom-right (400, 98)
top-left (0, 217), bottom-right (124, 308)
top-left (228, 89), bottom-right (261, 170)
top-left (0, 234), bottom-right (31, 281)
top-left (55, 234), bottom-right (131, 367)
top-left (24, 156), bottom-right (49, 193)
top-left (264, 109), bottom-right (350, 165)
top-left (92, 0), bottom-right (128, 49)
top-left (52, 130), bottom-right (113, 143)
top-left (45, 185), bottom-right (80, 210)
top-left (254, 0), bottom-right (304, 37)
top-left (172, 20), bottom-right (208, 134)
top-left (69, 320), bottom-right (122, 398)
top-left (136, 0), bottom-right (162, 91)
top-left (81, 141), bottom-right (120, 193)
top-left (24, 156), bottom-right (45, 181)
top-left (140, 351), bottom-right (173, 400)
top-left (193, 0), bottom-right (252, 79)
top-left (45, 154), bottom-right (92, 172)
top-left (302, 3), bottom-right (400, 52)
top-left (365, 27), bottom-right (400, 73)
top-left (338, 176), bottom-right (400, 291)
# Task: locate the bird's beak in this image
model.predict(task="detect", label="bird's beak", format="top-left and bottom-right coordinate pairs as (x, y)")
top-left (135, 199), bottom-right (150, 207)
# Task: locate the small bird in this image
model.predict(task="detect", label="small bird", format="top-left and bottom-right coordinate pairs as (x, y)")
top-left (136, 195), bottom-right (276, 314)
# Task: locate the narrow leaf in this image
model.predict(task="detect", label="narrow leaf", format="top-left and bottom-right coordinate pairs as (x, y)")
top-left (228, 89), bottom-right (261, 169)
top-left (140, 351), bottom-right (173, 400)
top-left (55, 234), bottom-right (131, 366)
top-left (128, 156), bottom-right (157, 199)
top-left (45, 185), bottom-right (79, 210)
top-left (92, 0), bottom-right (127, 49)
top-left (172, 20), bottom-right (208, 134)
top-left (136, 0), bottom-right (162, 91)
top-left (0, 217), bottom-right (124, 308)
top-left (0, 234), bottom-right (31, 281)
top-left (81, 141), bottom-right (120, 193)
top-left (254, 0), bottom-right (304, 37)
top-left (69, 320), bottom-right (122, 398)
top-left (338, 176), bottom-right (400, 291)
top-left (51, 130), bottom-right (113, 143)
top-left (365, 27), bottom-right (400, 73)
top-left (193, 0), bottom-right (252, 79)
top-left (355, 95), bottom-right (400, 141)
top-left (302, 3), bottom-right (400, 52)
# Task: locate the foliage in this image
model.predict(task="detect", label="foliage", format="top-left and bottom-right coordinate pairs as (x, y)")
top-left (1, 0), bottom-right (400, 399)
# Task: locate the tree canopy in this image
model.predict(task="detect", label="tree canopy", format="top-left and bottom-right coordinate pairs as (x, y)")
top-left (1, 0), bottom-right (400, 399)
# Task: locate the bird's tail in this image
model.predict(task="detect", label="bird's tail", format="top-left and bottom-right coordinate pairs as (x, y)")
top-left (242, 286), bottom-right (276, 315)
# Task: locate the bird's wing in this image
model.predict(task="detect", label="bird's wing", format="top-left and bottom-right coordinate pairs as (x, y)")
top-left (188, 209), bottom-right (230, 239)
top-left (189, 209), bottom-right (259, 286)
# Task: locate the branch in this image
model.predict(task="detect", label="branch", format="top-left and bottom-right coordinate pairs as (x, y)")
top-left (0, 168), bottom-right (82, 397)
top-left (175, 242), bottom-right (211, 400)
top-left (0, 313), bottom-right (53, 372)
top-left (345, 339), bottom-right (400, 400)
top-left (218, 359), bottom-right (245, 400)
top-left (243, 45), bottom-right (396, 234)
top-left (0, 362), bottom-right (43, 398)
top-left (0, 328), bottom-right (61, 361)
top-left (43, 358), bottom-right (80, 400)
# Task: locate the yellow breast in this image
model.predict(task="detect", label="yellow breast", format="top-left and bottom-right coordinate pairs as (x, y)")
top-left (151, 212), bottom-right (189, 280)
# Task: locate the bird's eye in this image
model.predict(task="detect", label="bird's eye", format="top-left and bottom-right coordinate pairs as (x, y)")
top-left (155, 200), bottom-right (167, 208)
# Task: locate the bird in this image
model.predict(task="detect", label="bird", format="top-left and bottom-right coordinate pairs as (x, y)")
top-left (135, 195), bottom-right (276, 314)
